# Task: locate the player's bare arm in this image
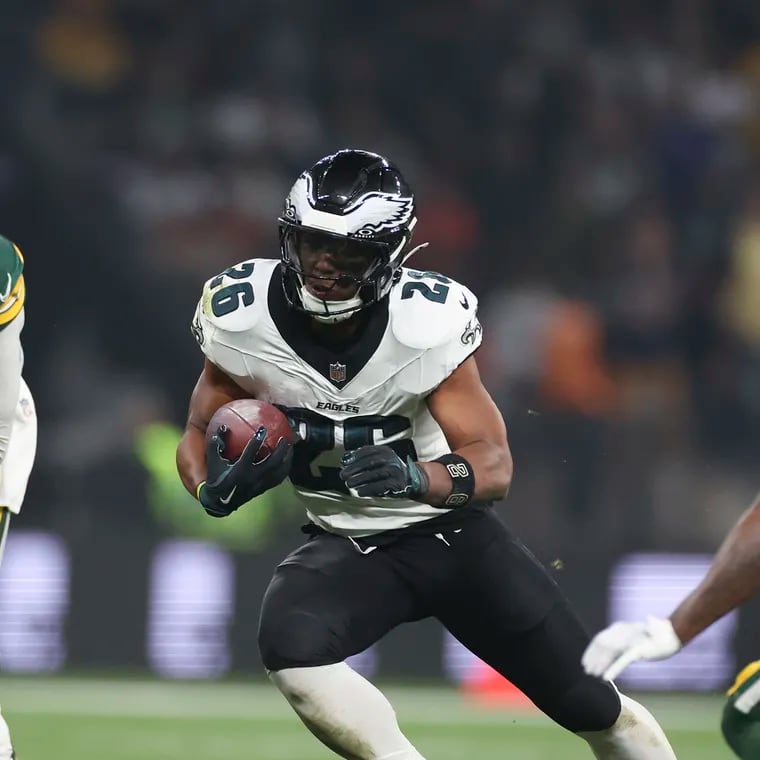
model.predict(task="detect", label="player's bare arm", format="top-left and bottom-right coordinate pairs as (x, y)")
top-left (420, 355), bottom-right (511, 505)
top-left (339, 356), bottom-right (511, 508)
top-left (670, 494), bottom-right (760, 643)
top-left (583, 492), bottom-right (760, 681)
top-left (176, 358), bottom-right (249, 496)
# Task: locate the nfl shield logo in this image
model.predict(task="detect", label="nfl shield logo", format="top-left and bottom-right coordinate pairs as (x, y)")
top-left (329, 362), bottom-right (347, 384)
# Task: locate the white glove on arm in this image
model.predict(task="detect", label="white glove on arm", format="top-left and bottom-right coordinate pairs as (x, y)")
top-left (582, 617), bottom-right (683, 681)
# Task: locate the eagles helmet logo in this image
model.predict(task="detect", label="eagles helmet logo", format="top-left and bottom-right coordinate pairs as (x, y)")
top-left (352, 194), bottom-right (415, 236)
top-left (284, 175), bottom-right (414, 236)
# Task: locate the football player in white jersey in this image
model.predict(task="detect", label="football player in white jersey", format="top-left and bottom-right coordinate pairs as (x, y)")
top-left (0, 235), bottom-right (37, 760)
top-left (177, 150), bottom-right (677, 759)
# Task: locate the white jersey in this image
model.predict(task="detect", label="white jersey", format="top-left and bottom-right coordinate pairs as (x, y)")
top-left (193, 259), bottom-right (483, 536)
top-left (0, 311), bottom-right (36, 515)
top-left (0, 375), bottom-right (36, 514)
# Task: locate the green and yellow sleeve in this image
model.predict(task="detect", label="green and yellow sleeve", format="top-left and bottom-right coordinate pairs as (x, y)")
top-left (723, 661), bottom-right (760, 758)
top-left (0, 235), bottom-right (25, 330)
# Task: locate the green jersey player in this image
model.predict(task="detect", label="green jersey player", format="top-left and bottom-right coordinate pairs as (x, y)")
top-left (0, 235), bottom-right (37, 760)
top-left (583, 493), bottom-right (760, 758)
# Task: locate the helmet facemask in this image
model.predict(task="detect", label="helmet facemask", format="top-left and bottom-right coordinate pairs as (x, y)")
top-left (279, 221), bottom-right (413, 323)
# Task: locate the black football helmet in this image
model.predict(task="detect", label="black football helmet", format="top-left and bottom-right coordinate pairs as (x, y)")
top-left (278, 149), bottom-right (417, 322)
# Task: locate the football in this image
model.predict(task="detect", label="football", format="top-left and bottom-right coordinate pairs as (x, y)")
top-left (206, 399), bottom-right (295, 462)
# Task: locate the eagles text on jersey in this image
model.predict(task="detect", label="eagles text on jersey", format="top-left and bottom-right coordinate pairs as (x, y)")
top-left (0, 236), bottom-right (25, 330)
top-left (193, 259), bottom-right (483, 536)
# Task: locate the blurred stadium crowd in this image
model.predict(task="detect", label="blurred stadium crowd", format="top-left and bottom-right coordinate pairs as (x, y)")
top-left (2, 0), bottom-right (759, 556)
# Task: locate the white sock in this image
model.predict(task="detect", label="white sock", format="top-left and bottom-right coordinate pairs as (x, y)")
top-left (0, 705), bottom-right (13, 760)
top-left (579, 693), bottom-right (677, 759)
top-left (269, 663), bottom-right (425, 760)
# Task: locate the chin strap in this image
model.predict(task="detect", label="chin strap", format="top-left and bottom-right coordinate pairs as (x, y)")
top-left (299, 285), bottom-right (365, 323)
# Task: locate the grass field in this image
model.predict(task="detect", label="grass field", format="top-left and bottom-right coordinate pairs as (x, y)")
top-left (3, 676), bottom-right (729, 759)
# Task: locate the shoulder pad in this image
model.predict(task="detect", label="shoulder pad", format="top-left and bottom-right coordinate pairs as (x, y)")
top-left (198, 258), bottom-right (276, 334)
top-left (389, 268), bottom-right (478, 350)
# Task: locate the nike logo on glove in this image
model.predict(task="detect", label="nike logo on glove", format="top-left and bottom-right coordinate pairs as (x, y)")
top-left (460, 294), bottom-right (469, 309)
top-left (219, 485), bottom-right (237, 505)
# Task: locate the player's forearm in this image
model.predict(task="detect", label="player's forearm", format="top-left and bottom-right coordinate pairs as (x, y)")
top-left (670, 497), bottom-right (760, 644)
top-left (418, 442), bottom-right (512, 507)
top-left (178, 361), bottom-right (245, 497)
top-left (176, 424), bottom-right (208, 497)
top-left (0, 315), bottom-right (23, 466)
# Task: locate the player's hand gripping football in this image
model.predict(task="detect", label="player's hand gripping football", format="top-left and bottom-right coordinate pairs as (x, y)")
top-left (199, 425), bottom-right (293, 517)
top-left (340, 445), bottom-right (428, 499)
top-left (582, 617), bottom-right (683, 681)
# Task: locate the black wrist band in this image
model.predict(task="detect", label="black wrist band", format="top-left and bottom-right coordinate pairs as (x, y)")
top-left (433, 454), bottom-right (475, 507)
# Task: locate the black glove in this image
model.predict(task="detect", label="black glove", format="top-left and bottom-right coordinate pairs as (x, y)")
top-left (199, 425), bottom-right (293, 517)
top-left (339, 445), bottom-right (428, 499)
